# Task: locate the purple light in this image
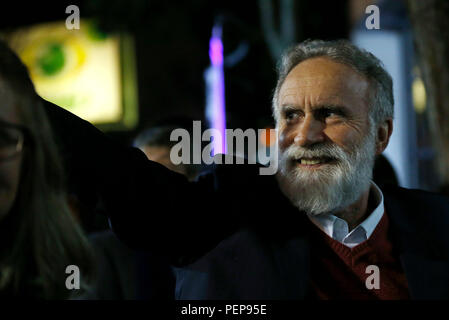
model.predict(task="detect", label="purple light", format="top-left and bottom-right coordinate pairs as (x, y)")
top-left (206, 25), bottom-right (226, 155)
top-left (209, 38), bottom-right (223, 65)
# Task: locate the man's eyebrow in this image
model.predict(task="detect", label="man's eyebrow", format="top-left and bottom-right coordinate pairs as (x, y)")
top-left (280, 104), bottom-right (302, 112)
top-left (280, 104), bottom-right (349, 113)
top-left (315, 104), bottom-right (349, 113)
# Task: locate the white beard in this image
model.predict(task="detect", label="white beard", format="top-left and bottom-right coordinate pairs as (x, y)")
top-left (276, 127), bottom-right (376, 216)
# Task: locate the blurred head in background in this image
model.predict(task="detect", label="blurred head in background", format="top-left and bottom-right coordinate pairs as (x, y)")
top-left (134, 122), bottom-right (202, 181)
top-left (0, 40), bottom-right (94, 299)
top-left (273, 39), bottom-right (394, 216)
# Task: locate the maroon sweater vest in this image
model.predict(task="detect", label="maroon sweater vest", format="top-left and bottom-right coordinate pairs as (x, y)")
top-left (308, 211), bottom-right (410, 299)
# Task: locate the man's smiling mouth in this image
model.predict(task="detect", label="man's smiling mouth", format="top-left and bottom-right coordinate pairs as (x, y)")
top-left (294, 157), bottom-right (336, 167)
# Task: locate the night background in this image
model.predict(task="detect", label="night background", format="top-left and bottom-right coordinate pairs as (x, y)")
top-left (0, 0), bottom-right (445, 192)
top-left (0, 0), bottom-right (350, 140)
top-left (2, 0), bottom-right (449, 302)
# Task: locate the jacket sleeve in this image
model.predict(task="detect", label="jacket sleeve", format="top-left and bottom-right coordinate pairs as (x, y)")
top-left (42, 98), bottom-right (239, 265)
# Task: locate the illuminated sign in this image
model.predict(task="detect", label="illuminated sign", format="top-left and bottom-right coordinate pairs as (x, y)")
top-left (3, 20), bottom-right (138, 130)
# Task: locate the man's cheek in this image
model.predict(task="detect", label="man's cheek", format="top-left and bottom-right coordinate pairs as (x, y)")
top-left (278, 130), bottom-right (293, 151)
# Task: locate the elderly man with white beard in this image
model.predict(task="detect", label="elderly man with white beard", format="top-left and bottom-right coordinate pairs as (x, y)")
top-left (274, 43), bottom-right (387, 241)
top-left (44, 39), bottom-right (449, 300)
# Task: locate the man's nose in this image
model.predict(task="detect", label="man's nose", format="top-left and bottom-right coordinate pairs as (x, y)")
top-left (293, 115), bottom-right (325, 147)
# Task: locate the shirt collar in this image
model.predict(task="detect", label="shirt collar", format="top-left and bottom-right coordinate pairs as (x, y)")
top-left (359, 181), bottom-right (384, 239)
top-left (308, 181), bottom-right (384, 247)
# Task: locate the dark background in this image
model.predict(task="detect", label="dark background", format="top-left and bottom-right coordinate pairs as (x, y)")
top-left (0, 0), bottom-right (350, 144)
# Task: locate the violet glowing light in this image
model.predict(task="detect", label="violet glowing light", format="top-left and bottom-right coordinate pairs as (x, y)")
top-left (205, 25), bottom-right (227, 155)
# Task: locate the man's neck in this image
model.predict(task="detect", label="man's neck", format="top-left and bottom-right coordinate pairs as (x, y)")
top-left (333, 186), bottom-right (375, 231)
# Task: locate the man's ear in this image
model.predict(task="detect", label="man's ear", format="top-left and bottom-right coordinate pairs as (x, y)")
top-left (375, 118), bottom-right (393, 155)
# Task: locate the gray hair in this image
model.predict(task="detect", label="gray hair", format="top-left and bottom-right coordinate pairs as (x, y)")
top-left (272, 39), bottom-right (394, 127)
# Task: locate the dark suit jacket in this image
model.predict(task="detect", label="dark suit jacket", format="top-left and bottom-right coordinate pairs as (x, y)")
top-left (174, 185), bottom-right (449, 299)
top-left (43, 99), bottom-right (449, 300)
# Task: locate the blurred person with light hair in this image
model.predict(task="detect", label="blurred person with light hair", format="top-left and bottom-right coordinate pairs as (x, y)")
top-left (134, 122), bottom-right (202, 181)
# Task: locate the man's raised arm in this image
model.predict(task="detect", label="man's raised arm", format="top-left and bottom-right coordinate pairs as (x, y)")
top-left (42, 99), bottom-right (240, 265)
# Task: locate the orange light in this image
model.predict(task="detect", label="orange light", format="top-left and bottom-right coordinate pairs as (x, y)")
top-left (260, 127), bottom-right (276, 147)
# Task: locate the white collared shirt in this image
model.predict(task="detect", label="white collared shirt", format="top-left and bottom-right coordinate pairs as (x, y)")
top-left (308, 181), bottom-right (384, 248)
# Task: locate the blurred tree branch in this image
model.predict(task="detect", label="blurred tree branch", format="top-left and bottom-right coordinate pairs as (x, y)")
top-left (258, 0), bottom-right (297, 62)
top-left (407, 0), bottom-right (449, 187)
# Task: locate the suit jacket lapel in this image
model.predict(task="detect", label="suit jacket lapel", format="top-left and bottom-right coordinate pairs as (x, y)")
top-left (399, 253), bottom-right (449, 299)
top-left (384, 189), bottom-right (449, 299)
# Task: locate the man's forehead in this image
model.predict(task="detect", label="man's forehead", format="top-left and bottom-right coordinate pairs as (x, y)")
top-left (279, 68), bottom-right (370, 103)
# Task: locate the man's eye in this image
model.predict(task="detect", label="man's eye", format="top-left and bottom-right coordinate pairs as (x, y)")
top-left (318, 108), bottom-right (343, 120)
top-left (285, 112), bottom-right (299, 122)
